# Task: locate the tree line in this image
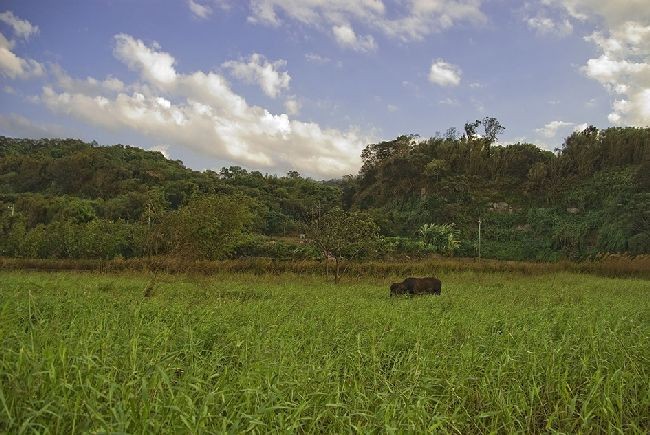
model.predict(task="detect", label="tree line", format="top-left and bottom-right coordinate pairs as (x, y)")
top-left (0, 122), bottom-right (648, 263)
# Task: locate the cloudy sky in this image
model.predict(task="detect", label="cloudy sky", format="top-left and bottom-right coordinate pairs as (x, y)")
top-left (0, 1), bottom-right (648, 178)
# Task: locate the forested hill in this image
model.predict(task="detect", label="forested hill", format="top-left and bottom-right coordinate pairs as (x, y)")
top-left (0, 136), bottom-right (341, 231)
top-left (0, 124), bottom-right (648, 261)
top-left (345, 125), bottom-right (649, 259)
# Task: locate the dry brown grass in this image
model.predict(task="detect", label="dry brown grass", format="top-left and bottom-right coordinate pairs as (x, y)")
top-left (1, 254), bottom-right (648, 279)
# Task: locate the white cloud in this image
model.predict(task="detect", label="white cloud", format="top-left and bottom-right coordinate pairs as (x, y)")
top-left (332, 24), bottom-right (376, 52)
top-left (543, 1), bottom-right (650, 29)
top-left (0, 11), bottom-right (43, 79)
top-left (535, 120), bottom-right (574, 138)
top-left (386, 104), bottom-right (398, 112)
top-left (223, 53), bottom-right (291, 98)
top-left (581, 23), bottom-right (650, 125)
top-left (543, 2), bottom-right (650, 126)
top-left (51, 63), bottom-right (126, 95)
top-left (38, 34), bottom-right (368, 178)
top-left (535, 120), bottom-right (591, 139)
top-left (247, 0), bottom-right (385, 27)
top-left (148, 144), bottom-right (171, 158)
top-left (573, 122), bottom-right (589, 132)
top-left (0, 33), bottom-right (23, 77)
top-left (584, 60), bottom-right (626, 90)
top-left (380, 0), bottom-right (486, 41)
top-left (187, 0), bottom-right (231, 18)
top-left (0, 113), bottom-right (65, 138)
top-left (188, 0), bottom-right (213, 19)
top-left (526, 15), bottom-right (572, 36)
top-left (305, 52), bottom-right (331, 64)
top-left (113, 34), bottom-right (177, 86)
top-left (243, 0), bottom-right (486, 49)
top-left (0, 10), bottom-right (39, 40)
top-left (428, 59), bottom-right (461, 87)
top-left (0, 29), bottom-right (44, 79)
top-left (284, 97), bottom-right (300, 115)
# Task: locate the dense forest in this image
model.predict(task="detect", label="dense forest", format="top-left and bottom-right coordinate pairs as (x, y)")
top-left (0, 121), bottom-right (648, 261)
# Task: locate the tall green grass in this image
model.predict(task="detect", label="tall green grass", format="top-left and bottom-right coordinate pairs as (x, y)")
top-left (1, 271), bottom-right (648, 433)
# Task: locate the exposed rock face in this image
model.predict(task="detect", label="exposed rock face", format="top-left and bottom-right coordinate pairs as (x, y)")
top-left (489, 202), bottom-right (513, 214)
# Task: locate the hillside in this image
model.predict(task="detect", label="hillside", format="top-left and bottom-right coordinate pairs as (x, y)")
top-left (344, 126), bottom-right (649, 259)
top-left (0, 125), bottom-right (648, 261)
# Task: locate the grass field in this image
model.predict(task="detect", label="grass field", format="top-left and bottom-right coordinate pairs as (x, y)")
top-left (0, 270), bottom-right (648, 433)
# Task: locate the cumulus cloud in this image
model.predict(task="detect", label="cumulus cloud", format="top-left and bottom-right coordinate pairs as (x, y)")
top-left (535, 120), bottom-right (589, 138)
top-left (332, 24), bottom-right (376, 52)
top-left (148, 144), bottom-right (171, 158)
top-left (50, 63), bottom-right (126, 95)
top-left (113, 34), bottom-right (177, 86)
top-left (222, 53), bottom-right (291, 98)
top-left (0, 33), bottom-right (25, 77)
top-left (240, 0), bottom-right (486, 49)
top-left (0, 10), bottom-right (39, 40)
top-left (521, 1), bottom-right (573, 37)
top-left (535, 120), bottom-right (573, 138)
top-left (428, 59), bottom-right (461, 87)
top-left (543, 1), bottom-right (650, 126)
top-left (38, 34), bottom-right (367, 178)
top-left (579, 22), bottom-right (650, 126)
top-left (573, 122), bottom-right (589, 132)
top-left (0, 12), bottom-right (44, 79)
top-left (542, 1), bottom-right (650, 28)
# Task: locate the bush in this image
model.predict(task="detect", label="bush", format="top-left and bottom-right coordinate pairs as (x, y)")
top-left (628, 232), bottom-right (650, 255)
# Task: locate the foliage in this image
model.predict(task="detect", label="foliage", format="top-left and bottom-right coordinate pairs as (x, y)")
top-left (1, 123), bottom-right (649, 262)
top-left (345, 124), bottom-right (649, 260)
top-left (418, 223), bottom-right (460, 256)
top-left (307, 207), bottom-right (381, 282)
top-left (157, 195), bottom-right (255, 260)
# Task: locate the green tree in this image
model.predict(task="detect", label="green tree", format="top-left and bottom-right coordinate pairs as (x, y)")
top-left (464, 120), bottom-right (481, 140)
top-left (160, 194), bottom-right (254, 260)
top-left (307, 207), bottom-right (381, 283)
top-left (481, 116), bottom-right (505, 143)
top-left (424, 159), bottom-right (449, 181)
top-left (419, 223), bottom-right (460, 256)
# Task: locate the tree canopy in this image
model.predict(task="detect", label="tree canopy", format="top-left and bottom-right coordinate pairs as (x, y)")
top-left (1, 122), bottom-right (648, 261)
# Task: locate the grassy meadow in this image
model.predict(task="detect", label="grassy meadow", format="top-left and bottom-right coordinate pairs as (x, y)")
top-left (0, 270), bottom-right (648, 433)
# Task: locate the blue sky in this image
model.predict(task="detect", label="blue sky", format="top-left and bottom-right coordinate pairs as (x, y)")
top-left (1, 1), bottom-right (648, 178)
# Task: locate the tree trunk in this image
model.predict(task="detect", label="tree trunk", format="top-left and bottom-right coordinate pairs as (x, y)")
top-left (334, 257), bottom-right (340, 283)
top-left (326, 256), bottom-right (329, 279)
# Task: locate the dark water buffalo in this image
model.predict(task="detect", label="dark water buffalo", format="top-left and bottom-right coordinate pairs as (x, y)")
top-left (390, 277), bottom-right (441, 296)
